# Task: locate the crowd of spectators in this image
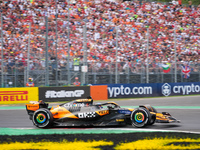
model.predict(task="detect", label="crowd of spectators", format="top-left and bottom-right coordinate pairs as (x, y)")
top-left (0, 0), bottom-right (200, 75)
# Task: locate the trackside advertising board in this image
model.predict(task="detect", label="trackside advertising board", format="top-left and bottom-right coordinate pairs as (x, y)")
top-left (158, 82), bottom-right (200, 97)
top-left (107, 84), bottom-right (156, 98)
top-left (0, 87), bottom-right (38, 104)
top-left (103, 82), bottom-right (200, 98)
top-left (39, 86), bottom-right (90, 102)
top-left (90, 85), bottom-right (108, 100)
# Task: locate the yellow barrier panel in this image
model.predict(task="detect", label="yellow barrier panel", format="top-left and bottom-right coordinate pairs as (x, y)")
top-left (0, 87), bottom-right (38, 104)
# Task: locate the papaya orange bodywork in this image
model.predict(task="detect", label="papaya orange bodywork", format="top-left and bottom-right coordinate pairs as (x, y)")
top-left (50, 106), bottom-right (78, 119)
top-left (96, 110), bottom-right (109, 116)
top-left (26, 103), bottom-right (39, 111)
top-left (156, 113), bottom-right (169, 121)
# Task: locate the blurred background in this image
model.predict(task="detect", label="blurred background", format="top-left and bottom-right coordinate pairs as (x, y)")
top-left (0, 0), bottom-right (200, 87)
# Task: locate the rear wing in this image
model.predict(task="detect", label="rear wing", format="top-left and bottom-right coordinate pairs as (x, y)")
top-left (26, 100), bottom-right (49, 120)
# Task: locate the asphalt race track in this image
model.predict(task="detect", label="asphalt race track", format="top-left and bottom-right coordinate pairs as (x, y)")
top-left (0, 96), bottom-right (200, 133)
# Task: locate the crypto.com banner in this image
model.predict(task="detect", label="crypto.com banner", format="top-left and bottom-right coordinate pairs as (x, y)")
top-left (158, 82), bottom-right (200, 97)
top-left (101, 82), bottom-right (200, 98)
top-left (107, 83), bottom-right (157, 98)
top-left (39, 86), bottom-right (90, 102)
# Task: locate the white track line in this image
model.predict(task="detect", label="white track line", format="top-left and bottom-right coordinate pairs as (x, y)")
top-left (9, 127), bottom-right (200, 134)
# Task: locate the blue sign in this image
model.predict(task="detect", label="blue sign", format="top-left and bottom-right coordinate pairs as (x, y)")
top-left (107, 83), bottom-right (157, 98)
top-left (158, 82), bottom-right (200, 96)
top-left (94, 82), bottom-right (200, 98)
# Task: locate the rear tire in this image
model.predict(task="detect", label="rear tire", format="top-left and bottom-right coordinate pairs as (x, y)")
top-left (32, 108), bottom-right (53, 128)
top-left (131, 107), bottom-right (150, 128)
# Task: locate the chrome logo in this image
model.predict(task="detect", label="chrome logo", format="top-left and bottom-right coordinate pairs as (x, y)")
top-left (135, 112), bottom-right (144, 123)
top-left (36, 113), bottom-right (46, 123)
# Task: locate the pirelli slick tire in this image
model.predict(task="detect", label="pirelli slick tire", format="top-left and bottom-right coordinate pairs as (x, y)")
top-left (32, 108), bottom-right (53, 128)
top-left (150, 106), bottom-right (157, 113)
top-left (140, 105), bottom-right (157, 113)
top-left (148, 106), bottom-right (157, 125)
top-left (131, 107), bottom-right (151, 128)
top-left (149, 114), bottom-right (156, 125)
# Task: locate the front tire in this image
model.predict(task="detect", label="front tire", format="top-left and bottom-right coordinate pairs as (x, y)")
top-left (148, 114), bottom-right (156, 125)
top-left (148, 106), bottom-right (157, 125)
top-left (32, 108), bottom-right (53, 128)
top-left (131, 107), bottom-right (150, 128)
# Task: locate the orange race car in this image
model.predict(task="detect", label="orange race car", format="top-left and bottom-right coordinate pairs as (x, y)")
top-left (26, 97), bottom-right (180, 128)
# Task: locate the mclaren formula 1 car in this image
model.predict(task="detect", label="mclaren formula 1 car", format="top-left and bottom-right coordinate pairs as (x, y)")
top-left (26, 97), bottom-right (180, 128)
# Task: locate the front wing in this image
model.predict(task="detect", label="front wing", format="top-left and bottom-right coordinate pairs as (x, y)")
top-left (156, 112), bottom-right (181, 123)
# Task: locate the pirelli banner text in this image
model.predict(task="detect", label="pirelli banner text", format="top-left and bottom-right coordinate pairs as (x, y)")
top-left (0, 87), bottom-right (38, 104)
top-left (39, 86), bottom-right (90, 102)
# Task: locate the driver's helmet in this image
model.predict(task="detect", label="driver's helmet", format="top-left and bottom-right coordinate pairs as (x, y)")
top-left (96, 103), bottom-right (103, 109)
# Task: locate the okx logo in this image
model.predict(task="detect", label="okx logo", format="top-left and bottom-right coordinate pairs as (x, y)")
top-left (162, 83), bottom-right (171, 96)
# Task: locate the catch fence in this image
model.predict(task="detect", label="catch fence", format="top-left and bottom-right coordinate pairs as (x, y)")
top-left (1, 61), bottom-right (199, 87)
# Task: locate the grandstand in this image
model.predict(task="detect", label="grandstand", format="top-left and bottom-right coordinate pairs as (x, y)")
top-left (0, 0), bottom-right (200, 87)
